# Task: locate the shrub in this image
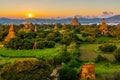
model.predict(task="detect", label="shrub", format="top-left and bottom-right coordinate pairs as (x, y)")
top-left (36, 41), bottom-right (55, 49)
top-left (0, 58), bottom-right (52, 80)
top-left (46, 33), bottom-right (55, 41)
top-left (95, 55), bottom-right (108, 63)
top-left (5, 37), bottom-right (22, 50)
top-left (114, 48), bottom-right (120, 62)
top-left (46, 41), bottom-right (55, 48)
top-left (59, 66), bottom-right (78, 80)
top-left (36, 41), bottom-right (45, 49)
top-left (21, 39), bottom-right (34, 49)
top-left (97, 71), bottom-right (120, 80)
top-left (99, 43), bottom-right (117, 52)
top-left (68, 59), bottom-right (80, 68)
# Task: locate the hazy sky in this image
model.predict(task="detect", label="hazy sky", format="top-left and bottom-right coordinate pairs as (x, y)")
top-left (0, 0), bottom-right (120, 18)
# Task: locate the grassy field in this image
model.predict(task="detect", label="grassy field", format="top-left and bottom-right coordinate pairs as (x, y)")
top-left (96, 63), bottom-right (120, 74)
top-left (79, 43), bottom-right (120, 61)
top-left (0, 48), bottom-right (58, 58)
top-left (79, 43), bottom-right (120, 76)
top-left (0, 46), bottom-right (59, 66)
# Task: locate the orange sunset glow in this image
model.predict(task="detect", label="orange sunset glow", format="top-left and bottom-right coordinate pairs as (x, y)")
top-left (0, 0), bottom-right (119, 18)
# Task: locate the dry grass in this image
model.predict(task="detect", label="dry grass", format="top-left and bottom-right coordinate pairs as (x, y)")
top-left (79, 44), bottom-right (116, 61)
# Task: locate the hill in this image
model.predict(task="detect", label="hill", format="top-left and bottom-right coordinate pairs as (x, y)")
top-left (0, 15), bottom-right (120, 25)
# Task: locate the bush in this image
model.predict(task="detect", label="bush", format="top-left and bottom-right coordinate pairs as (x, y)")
top-left (36, 41), bottom-right (55, 49)
top-left (68, 59), bottom-right (80, 68)
top-left (46, 33), bottom-right (55, 41)
top-left (5, 37), bottom-right (22, 50)
top-left (97, 71), bottom-right (120, 80)
top-left (21, 39), bottom-right (34, 49)
top-left (99, 43), bottom-right (117, 52)
top-left (46, 41), bottom-right (55, 48)
top-left (36, 41), bottom-right (46, 49)
top-left (114, 48), bottom-right (120, 62)
top-left (0, 58), bottom-right (52, 80)
top-left (59, 66), bottom-right (78, 80)
top-left (95, 55), bottom-right (108, 63)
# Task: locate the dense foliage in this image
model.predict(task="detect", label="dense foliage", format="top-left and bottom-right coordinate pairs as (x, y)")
top-left (95, 55), bottom-right (108, 63)
top-left (59, 66), bottom-right (78, 80)
top-left (114, 48), bottom-right (120, 62)
top-left (99, 43), bottom-right (117, 52)
top-left (0, 58), bottom-right (52, 80)
top-left (1, 23), bottom-right (120, 80)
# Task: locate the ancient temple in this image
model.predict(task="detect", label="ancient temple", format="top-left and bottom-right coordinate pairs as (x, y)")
top-left (33, 41), bottom-right (37, 49)
top-left (117, 23), bottom-right (120, 29)
top-left (62, 24), bottom-right (67, 30)
top-left (54, 24), bottom-right (58, 30)
top-left (71, 16), bottom-right (81, 26)
top-left (4, 24), bottom-right (16, 42)
top-left (34, 26), bottom-right (38, 32)
top-left (22, 21), bottom-right (37, 32)
top-left (79, 64), bottom-right (95, 80)
top-left (99, 19), bottom-right (109, 35)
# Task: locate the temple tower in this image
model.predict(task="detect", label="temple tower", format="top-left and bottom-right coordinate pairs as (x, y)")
top-left (62, 24), bottom-right (67, 30)
top-left (79, 64), bottom-right (95, 80)
top-left (22, 21), bottom-right (35, 32)
top-left (34, 26), bottom-right (38, 32)
top-left (4, 24), bottom-right (16, 42)
top-left (54, 24), bottom-right (58, 30)
top-left (99, 19), bottom-right (109, 35)
top-left (117, 23), bottom-right (120, 29)
top-left (71, 16), bottom-right (81, 26)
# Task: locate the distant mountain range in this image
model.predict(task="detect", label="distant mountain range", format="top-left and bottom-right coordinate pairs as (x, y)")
top-left (0, 15), bottom-right (120, 25)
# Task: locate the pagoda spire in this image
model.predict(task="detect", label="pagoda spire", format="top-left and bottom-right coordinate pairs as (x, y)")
top-left (99, 19), bottom-right (109, 35)
top-left (71, 16), bottom-right (81, 26)
top-left (4, 24), bottom-right (16, 42)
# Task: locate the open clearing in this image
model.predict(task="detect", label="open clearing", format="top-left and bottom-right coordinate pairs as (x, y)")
top-left (79, 44), bottom-right (117, 61)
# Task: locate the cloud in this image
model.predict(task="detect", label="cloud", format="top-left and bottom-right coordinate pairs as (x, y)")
top-left (101, 11), bottom-right (114, 18)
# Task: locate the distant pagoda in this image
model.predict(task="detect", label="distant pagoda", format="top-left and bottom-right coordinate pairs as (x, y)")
top-left (54, 24), bottom-right (58, 30)
top-left (22, 21), bottom-right (37, 32)
top-left (117, 23), bottom-right (120, 29)
top-left (99, 19), bottom-right (109, 35)
top-left (4, 24), bottom-right (16, 42)
top-left (71, 16), bottom-right (81, 26)
top-left (34, 26), bottom-right (38, 32)
top-left (62, 24), bottom-right (67, 30)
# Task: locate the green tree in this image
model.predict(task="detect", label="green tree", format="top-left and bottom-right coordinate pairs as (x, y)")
top-left (99, 43), bottom-right (117, 52)
top-left (21, 39), bottom-right (34, 49)
top-left (110, 28), bottom-right (120, 40)
top-left (0, 58), bottom-right (52, 80)
top-left (46, 33), bottom-right (55, 41)
top-left (5, 37), bottom-right (21, 49)
top-left (114, 48), bottom-right (120, 62)
top-left (59, 66), bottom-right (78, 80)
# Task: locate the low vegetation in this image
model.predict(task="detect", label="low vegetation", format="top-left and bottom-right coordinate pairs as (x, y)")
top-left (0, 24), bottom-right (120, 80)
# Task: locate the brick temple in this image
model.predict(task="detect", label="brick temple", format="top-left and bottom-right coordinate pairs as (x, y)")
top-left (71, 16), bottom-right (81, 26)
top-left (79, 64), bottom-right (95, 80)
top-left (99, 19), bottom-right (109, 35)
top-left (22, 21), bottom-right (37, 32)
top-left (4, 24), bottom-right (16, 42)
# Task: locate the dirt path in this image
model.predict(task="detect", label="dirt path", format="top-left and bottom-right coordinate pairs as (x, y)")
top-left (51, 65), bottom-right (61, 80)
